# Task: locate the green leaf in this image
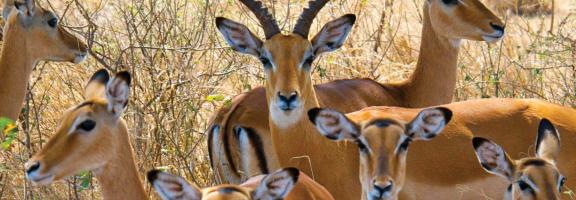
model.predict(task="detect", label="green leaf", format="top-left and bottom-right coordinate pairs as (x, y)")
top-left (78, 171), bottom-right (92, 191)
top-left (0, 118), bottom-right (17, 151)
top-left (206, 94), bottom-right (225, 102)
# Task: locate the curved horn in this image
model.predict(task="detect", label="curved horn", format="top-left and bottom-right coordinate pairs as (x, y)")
top-left (239, 0), bottom-right (281, 39)
top-left (293, 0), bottom-right (330, 38)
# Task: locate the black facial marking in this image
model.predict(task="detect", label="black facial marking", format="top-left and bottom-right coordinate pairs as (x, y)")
top-left (521, 159), bottom-right (547, 167)
top-left (366, 119), bottom-right (402, 129)
top-left (260, 56), bottom-right (272, 68)
top-left (357, 140), bottom-right (369, 153)
top-left (398, 138), bottom-right (412, 152)
top-left (74, 101), bottom-right (95, 111)
top-left (218, 187), bottom-right (243, 194)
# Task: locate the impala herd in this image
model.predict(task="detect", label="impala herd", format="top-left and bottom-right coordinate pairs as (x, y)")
top-left (2, 0), bottom-right (572, 199)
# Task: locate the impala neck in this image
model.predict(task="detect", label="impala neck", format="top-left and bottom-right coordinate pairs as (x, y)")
top-left (94, 122), bottom-right (147, 200)
top-left (399, 4), bottom-right (460, 107)
top-left (0, 23), bottom-right (35, 120)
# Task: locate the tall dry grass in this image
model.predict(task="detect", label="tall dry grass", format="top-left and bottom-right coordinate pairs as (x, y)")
top-left (0, 0), bottom-right (574, 199)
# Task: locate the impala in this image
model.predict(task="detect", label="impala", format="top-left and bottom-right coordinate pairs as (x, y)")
top-left (148, 167), bottom-right (334, 200)
top-left (308, 98), bottom-right (575, 199)
top-left (473, 119), bottom-right (566, 200)
top-left (0, 0), bottom-right (88, 120)
top-left (309, 106), bottom-right (452, 200)
top-left (209, 0), bottom-right (505, 185)
top-left (24, 70), bottom-right (147, 199)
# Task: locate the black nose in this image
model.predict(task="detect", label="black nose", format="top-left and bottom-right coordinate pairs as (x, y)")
top-left (278, 92), bottom-right (298, 110)
top-left (490, 22), bottom-right (505, 32)
top-left (374, 181), bottom-right (393, 194)
top-left (26, 162), bottom-right (41, 174)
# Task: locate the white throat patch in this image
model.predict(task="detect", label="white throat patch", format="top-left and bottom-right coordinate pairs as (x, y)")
top-left (269, 103), bottom-right (303, 130)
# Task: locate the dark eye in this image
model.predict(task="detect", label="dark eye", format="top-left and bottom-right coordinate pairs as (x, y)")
top-left (442, 0), bottom-right (459, 5)
top-left (259, 56), bottom-right (272, 69)
top-left (303, 56), bottom-right (315, 68)
top-left (48, 18), bottom-right (58, 28)
top-left (559, 177), bottom-right (567, 191)
top-left (517, 180), bottom-right (533, 193)
top-left (398, 138), bottom-right (411, 152)
top-left (357, 141), bottom-right (369, 153)
top-left (77, 120), bottom-right (96, 132)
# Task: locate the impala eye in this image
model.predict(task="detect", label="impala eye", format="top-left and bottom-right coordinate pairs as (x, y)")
top-left (442, 0), bottom-right (459, 5)
top-left (78, 120), bottom-right (96, 132)
top-left (303, 55), bottom-right (315, 68)
top-left (517, 180), bottom-right (534, 194)
top-left (259, 56), bottom-right (272, 69)
top-left (559, 176), bottom-right (567, 191)
top-left (48, 18), bottom-right (58, 28)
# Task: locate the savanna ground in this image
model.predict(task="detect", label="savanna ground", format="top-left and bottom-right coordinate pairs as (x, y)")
top-left (0, 0), bottom-right (574, 199)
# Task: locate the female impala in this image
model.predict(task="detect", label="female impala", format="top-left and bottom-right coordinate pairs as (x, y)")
top-left (0, 0), bottom-right (88, 120)
top-left (308, 98), bottom-right (576, 199)
top-left (209, 0), bottom-right (505, 184)
top-left (148, 168), bottom-right (334, 200)
top-left (309, 107), bottom-right (452, 200)
top-left (25, 70), bottom-right (147, 199)
top-left (473, 119), bottom-right (566, 200)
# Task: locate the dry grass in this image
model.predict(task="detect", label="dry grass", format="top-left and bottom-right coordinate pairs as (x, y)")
top-left (0, 0), bottom-right (574, 199)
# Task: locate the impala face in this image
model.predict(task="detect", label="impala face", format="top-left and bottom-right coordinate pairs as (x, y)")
top-left (427, 0), bottom-right (505, 42)
top-left (473, 119), bottom-right (566, 200)
top-left (2, 0), bottom-right (88, 63)
top-left (308, 107), bottom-right (452, 200)
top-left (216, 3), bottom-right (355, 128)
top-left (25, 70), bottom-right (130, 185)
top-left (148, 168), bottom-right (299, 200)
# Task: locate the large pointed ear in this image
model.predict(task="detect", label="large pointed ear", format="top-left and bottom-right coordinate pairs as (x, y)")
top-left (84, 69), bottom-right (109, 100)
top-left (406, 107), bottom-right (452, 141)
top-left (253, 168), bottom-right (299, 199)
top-left (147, 170), bottom-right (202, 200)
top-left (308, 108), bottom-right (360, 141)
top-left (535, 119), bottom-right (561, 163)
top-left (311, 14), bottom-right (355, 55)
top-left (106, 71), bottom-right (131, 118)
top-left (472, 137), bottom-right (516, 181)
top-left (4, 0), bottom-right (35, 20)
top-left (216, 17), bottom-right (263, 57)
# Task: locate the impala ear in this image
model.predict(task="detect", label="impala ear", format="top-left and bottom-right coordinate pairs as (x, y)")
top-left (311, 14), bottom-right (355, 55)
top-left (406, 107), bottom-right (452, 141)
top-left (308, 108), bottom-right (360, 141)
top-left (147, 170), bottom-right (202, 200)
top-left (253, 168), bottom-right (299, 199)
top-left (106, 71), bottom-right (131, 118)
top-left (216, 17), bottom-right (263, 57)
top-left (472, 137), bottom-right (516, 181)
top-left (535, 119), bottom-right (561, 164)
top-left (84, 69), bottom-right (109, 100)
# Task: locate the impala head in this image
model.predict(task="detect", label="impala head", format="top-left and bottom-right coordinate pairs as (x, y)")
top-left (473, 119), bottom-right (566, 200)
top-left (426, 0), bottom-right (505, 42)
top-left (308, 107), bottom-right (452, 200)
top-left (25, 69), bottom-right (131, 185)
top-left (2, 0), bottom-right (88, 63)
top-left (216, 0), bottom-right (355, 128)
top-left (148, 168), bottom-right (299, 200)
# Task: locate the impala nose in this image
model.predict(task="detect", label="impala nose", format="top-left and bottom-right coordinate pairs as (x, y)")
top-left (490, 22), bottom-right (505, 33)
top-left (371, 180), bottom-right (393, 199)
top-left (26, 161), bottom-right (41, 175)
top-left (278, 91), bottom-right (299, 111)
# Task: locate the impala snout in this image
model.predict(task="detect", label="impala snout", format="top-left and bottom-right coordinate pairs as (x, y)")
top-left (25, 160), bottom-right (54, 185)
top-left (369, 179), bottom-right (394, 200)
top-left (482, 21), bottom-right (505, 43)
top-left (277, 91), bottom-right (299, 111)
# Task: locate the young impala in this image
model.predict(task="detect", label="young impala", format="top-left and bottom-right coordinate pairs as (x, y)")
top-left (309, 107), bottom-right (452, 200)
top-left (209, 0), bottom-right (505, 185)
top-left (25, 70), bottom-right (147, 199)
top-left (473, 119), bottom-right (566, 200)
top-left (308, 99), bottom-right (575, 199)
top-left (0, 0), bottom-right (88, 120)
top-left (148, 168), bottom-right (334, 200)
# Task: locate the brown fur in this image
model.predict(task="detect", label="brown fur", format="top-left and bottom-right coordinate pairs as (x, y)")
top-left (24, 71), bottom-right (146, 200)
top-left (0, 0), bottom-right (88, 120)
top-left (341, 99), bottom-right (575, 199)
top-left (210, 0), bottom-right (504, 198)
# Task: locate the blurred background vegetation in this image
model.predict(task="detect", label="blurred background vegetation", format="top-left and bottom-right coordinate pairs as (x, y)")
top-left (0, 0), bottom-right (574, 199)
